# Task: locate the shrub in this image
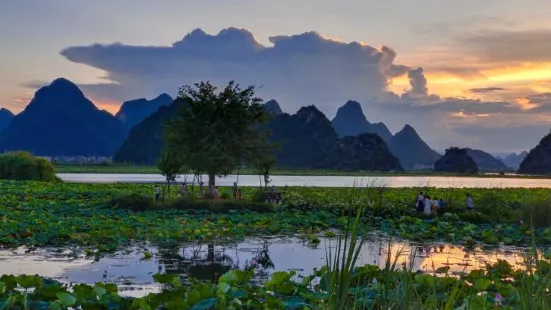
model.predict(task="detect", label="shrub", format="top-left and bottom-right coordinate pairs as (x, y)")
top-left (0, 151), bottom-right (60, 182)
top-left (110, 194), bottom-right (274, 213)
top-left (167, 198), bottom-right (274, 213)
top-left (111, 194), bottom-right (154, 212)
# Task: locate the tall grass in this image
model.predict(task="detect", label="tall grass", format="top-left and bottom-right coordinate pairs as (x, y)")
top-left (318, 180), bottom-right (551, 309)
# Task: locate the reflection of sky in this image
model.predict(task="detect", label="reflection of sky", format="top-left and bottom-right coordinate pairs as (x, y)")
top-left (0, 236), bottom-right (529, 297)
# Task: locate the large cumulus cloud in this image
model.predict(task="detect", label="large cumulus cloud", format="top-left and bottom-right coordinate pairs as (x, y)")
top-left (60, 27), bottom-right (410, 116)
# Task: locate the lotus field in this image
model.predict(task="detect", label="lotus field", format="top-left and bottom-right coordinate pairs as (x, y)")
top-left (2, 180), bottom-right (551, 309)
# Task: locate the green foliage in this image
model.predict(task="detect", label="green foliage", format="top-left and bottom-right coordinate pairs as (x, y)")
top-left (157, 148), bottom-right (185, 183)
top-left (111, 194), bottom-right (274, 214)
top-left (110, 193), bottom-right (155, 212)
top-left (3, 180), bottom-right (551, 253)
top-left (0, 152), bottom-right (60, 182)
top-left (164, 81), bottom-right (275, 185)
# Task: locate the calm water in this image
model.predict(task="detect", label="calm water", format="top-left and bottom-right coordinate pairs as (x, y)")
top-left (57, 173), bottom-right (551, 188)
top-left (1, 236), bottom-right (530, 297)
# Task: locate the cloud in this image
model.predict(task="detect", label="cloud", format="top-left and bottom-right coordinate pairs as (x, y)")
top-left (60, 27), bottom-right (411, 116)
top-left (469, 87), bottom-right (507, 94)
top-left (406, 67), bottom-right (428, 96)
top-left (457, 28), bottom-right (551, 63)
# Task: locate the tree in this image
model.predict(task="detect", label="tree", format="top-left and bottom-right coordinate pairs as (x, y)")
top-left (249, 142), bottom-right (277, 188)
top-left (157, 149), bottom-right (184, 198)
top-left (164, 81), bottom-right (274, 187)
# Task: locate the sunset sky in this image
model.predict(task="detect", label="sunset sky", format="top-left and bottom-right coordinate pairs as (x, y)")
top-left (2, 0), bottom-right (551, 153)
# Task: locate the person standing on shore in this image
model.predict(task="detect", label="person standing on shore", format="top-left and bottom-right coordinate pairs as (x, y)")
top-left (466, 194), bottom-right (474, 211)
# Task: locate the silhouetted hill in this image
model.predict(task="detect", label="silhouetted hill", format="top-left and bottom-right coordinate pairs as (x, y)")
top-left (434, 147), bottom-right (478, 173)
top-left (0, 78), bottom-right (126, 156)
top-left (267, 105), bottom-right (338, 168)
top-left (264, 100), bottom-right (283, 115)
top-left (501, 151), bottom-right (527, 169)
top-left (115, 93), bottom-right (173, 129)
top-left (387, 124), bottom-right (441, 170)
top-left (465, 148), bottom-right (507, 171)
top-left (321, 133), bottom-right (403, 171)
top-left (114, 99), bottom-right (185, 164)
top-left (331, 100), bottom-right (392, 140)
top-left (0, 108), bottom-right (14, 131)
top-left (519, 132), bottom-right (551, 174)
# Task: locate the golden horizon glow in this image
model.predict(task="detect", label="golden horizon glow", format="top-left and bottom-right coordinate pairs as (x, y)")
top-left (389, 62), bottom-right (551, 100)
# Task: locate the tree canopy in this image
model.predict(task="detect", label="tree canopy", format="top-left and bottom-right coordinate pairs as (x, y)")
top-left (164, 81), bottom-right (275, 186)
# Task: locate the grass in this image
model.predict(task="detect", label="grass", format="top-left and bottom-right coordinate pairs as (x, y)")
top-left (52, 164), bottom-right (542, 178)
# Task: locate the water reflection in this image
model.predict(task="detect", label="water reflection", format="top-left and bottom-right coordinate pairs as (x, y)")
top-left (157, 241), bottom-right (275, 283)
top-left (57, 173), bottom-right (551, 188)
top-left (0, 236), bottom-right (532, 297)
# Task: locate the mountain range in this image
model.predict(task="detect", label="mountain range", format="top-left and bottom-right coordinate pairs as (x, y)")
top-left (0, 77), bottom-right (519, 172)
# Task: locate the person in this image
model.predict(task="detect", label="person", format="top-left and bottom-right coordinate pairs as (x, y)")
top-left (232, 182), bottom-right (238, 199)
top-left (416, 191), bottom-right (424, 212)
top-left (179, 183), bottom-right (187, 197)
top-left (424, 195), bottom-right (431, 216)
top-left (466, 193), bottom-right (474, 211)
top-left (433, 197), bottom-right (440, 213)
top-left (439, 198), bottom-right (445, 208)
top-left (154, 185), bottom-right (161, 202)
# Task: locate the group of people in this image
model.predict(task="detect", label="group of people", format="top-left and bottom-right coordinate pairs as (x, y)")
top-left (416, 192), bottom-right (445, 215)
top-left (415, 191), bottom-right (474, 216)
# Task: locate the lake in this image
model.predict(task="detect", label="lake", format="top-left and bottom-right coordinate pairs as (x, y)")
top-left (57, 173), bottom-right (551, 188)
top-left (0, 235), bottom-right (528, 297)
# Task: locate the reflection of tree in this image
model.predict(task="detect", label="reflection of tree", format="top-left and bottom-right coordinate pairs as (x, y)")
top-left (156, 244), bottom-right (235, 283)
top-left (156, 240), bottom-right (275, 282)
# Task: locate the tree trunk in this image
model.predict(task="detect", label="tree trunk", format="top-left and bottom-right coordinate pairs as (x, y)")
top-left (208, 172), bottom-right (215, 186)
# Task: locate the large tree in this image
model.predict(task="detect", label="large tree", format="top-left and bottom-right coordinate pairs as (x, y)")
top-left (164, 81), bottom-right (274, 186)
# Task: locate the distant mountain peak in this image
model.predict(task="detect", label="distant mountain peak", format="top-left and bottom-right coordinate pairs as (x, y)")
top-left (332, 100), bottom-right (392, 140)
top-left (115, 93), bottom-right (174, 128)
top-left (335, 100), bottom-right (366, 119)
top-left (264, 99), bottom-right (283, 115)
top-left (155, 93), bottom-right (173, 101)
top-left (401, 124), bottom-right (416, 133)
top-left (49, 77), bottom-right (81, 92)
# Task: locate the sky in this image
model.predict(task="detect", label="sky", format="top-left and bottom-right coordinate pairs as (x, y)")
top-left (2, 0), bottom-right (551, 154)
